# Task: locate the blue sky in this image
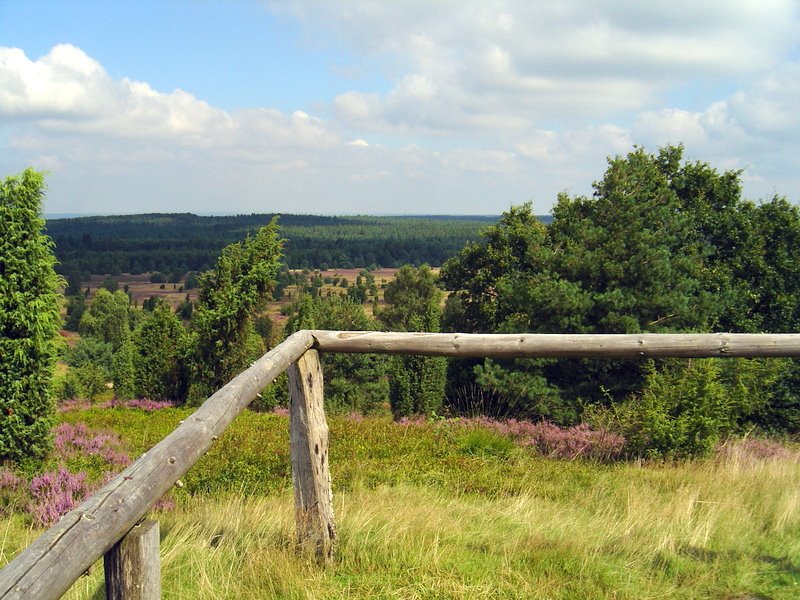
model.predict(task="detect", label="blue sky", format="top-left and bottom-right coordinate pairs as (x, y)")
top-left (1, 1), bottom-right (799, 215)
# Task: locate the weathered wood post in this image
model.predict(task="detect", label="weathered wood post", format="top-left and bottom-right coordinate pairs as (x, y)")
top-left (288, 349), bottom-right (336, 564)
top-left (103, 519), bottom-right (160, 600)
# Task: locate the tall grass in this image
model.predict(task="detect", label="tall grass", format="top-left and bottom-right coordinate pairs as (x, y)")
top-left (1, 411), bottom-right (798, 598)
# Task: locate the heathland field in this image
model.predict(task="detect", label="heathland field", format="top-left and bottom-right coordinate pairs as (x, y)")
top-left (1, 404), bottom-right (798, 599)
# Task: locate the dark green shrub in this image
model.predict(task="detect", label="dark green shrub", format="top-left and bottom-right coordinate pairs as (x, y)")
top-left (379, 265), bottom-right (446, 418)
top-left (73, 363), bottom-right (108, 401)
top-left (132, 302), bottom-right (189, 401)
top-left (586, 358), bottom-right (776, 458)
top-left (100, 277), bottom-right (118, 292)
top-left (112, 339), bottom-right (136, 400)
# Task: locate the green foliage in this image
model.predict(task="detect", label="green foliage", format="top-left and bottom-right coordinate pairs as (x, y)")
top-left (379, 265), bottom-right (447, 417)
top-left (176, 293), bottom-right (193, 321)
top-left (72, 363), bottom-right (108, 401)
top-left (759, 359), bottom-right (800, 432)
top-left (78, 288), bottom-right (132, 350)
top-left (0, 169), bottom-right (61, 464)
top-left (286, 295), bottom-right (389, 413)
top-left (586, 359), bottom-right (782, 458)
top-left (132, 301), bottom-right (189, 401)
top-left (441, 145), bottom-right (800, 434)
top-left (388, 353), bottom-right (448, 417)
top-left (111, 339), bottom-right (136, 400)
top-left (63, 293), bottom-right (86, 331)
top-left (184, 272), bottom-right (199, 290)
top-left (379, 264), bottom-right (442, 331)
top-left (100, 277), bottom-right (118, 292)
top-left (52, 370), bottom-right (84, 401)
top-left (46, 213), bottom-right (495, 276)
top-left (67, 337), bottom-right (113, 377)
top-left (187, 220), bottom-right (283, 403)
top-left (457, 428), bottom-right (517, 459)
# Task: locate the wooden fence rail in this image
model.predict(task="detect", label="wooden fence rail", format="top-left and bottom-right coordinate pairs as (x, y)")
top-left (2, 331), bottom-right (800, 598)
top-left (311, 331), bottom-right (800, 358)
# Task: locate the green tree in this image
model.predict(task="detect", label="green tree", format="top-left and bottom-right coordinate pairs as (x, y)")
top-left (133, 301), bottom-right (188, 401)
top-left (0, 169), bottom-right (62, 463)
top-left (286, 294), bottom-right (389, 413)
top-left (64, 293), bottom-right (87, 331)
top-left (100, 277), bottom-right (119, 292)
top-left (67, 337), bottom-right (114, 378)
top-left (379, 265), bottom-right (447, 417)
top-left (73, 362), bottom-right (107, 401)
top-left (112, 339), bottom-right (136, 400)
top-left (187, 220), bottom-right (283, 403)
top-left (441, 146), bottom-right (738, 423)
top-left (78, 288), bottom-right (132, 350)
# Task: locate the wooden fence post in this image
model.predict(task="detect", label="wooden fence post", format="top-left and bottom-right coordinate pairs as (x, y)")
top-left (288, 349), bottom-right (336, 564)
top-left (103, 519), bottom-right (160, 600)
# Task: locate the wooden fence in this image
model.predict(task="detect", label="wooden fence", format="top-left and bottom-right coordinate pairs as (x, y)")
top-left (2, 331), bottom-right (800, 598)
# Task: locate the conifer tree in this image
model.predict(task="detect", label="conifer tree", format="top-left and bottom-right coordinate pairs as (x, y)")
top-left (379, 265), bottom-right (447, 417)
top-left (187, 220), bottom-right (283, 403)
top-left (0, 169), bottom-right (62, 463)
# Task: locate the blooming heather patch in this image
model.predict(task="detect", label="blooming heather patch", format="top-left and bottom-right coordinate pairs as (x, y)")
top-left (715, 437), bottom-right (799, 463)
top-left (463, 417), bottom-right (625, 461)
top-left (53, 422), bottom-right (130, 466)
top-left (56, 398), bottom-right (93, 412)
top-left (0, 467), bottom-right (26, 514)
top-left (0, 468), bottom-right (22, 490)
top-left (27, 468), bottom-right (89, 527)
top-left (271, 406), bottom-right (290, 417)
top-left (118, 398), bottom-right (175, 412)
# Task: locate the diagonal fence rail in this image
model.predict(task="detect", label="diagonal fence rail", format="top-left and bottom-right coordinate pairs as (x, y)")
top-left (1, 331), bottom-right (800, 598)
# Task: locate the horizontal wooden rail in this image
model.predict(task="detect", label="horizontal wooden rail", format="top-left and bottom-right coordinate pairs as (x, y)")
top-left (311, 331), bottom-right (800, 358)
top-left (0, 331), bottom-right (314, 600)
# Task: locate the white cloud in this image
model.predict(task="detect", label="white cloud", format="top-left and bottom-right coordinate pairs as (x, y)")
top-left (3, 0), bottom-right (800, 216)
top-left (274, 0), bottom-right (799, 135)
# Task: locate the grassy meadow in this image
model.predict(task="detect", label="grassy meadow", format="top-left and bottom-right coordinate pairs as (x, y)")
top-left (0, 406), bottom-right (798, 599)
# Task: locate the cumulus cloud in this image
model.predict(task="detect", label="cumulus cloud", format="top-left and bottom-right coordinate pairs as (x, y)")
top-left (0, 44), bottom-right (339, 153)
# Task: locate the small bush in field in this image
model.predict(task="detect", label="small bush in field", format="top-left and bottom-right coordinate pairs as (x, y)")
top-left (27, 467), bottom-right (89, 526)
top-left (458, 428), bottom-right (516, 458)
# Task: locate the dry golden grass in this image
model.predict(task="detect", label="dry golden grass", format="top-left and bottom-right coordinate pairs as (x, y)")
top-left (41, 444), bottom-right (800, 599)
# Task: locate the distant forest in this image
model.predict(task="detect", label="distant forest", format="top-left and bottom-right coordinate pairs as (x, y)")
top-left (45, 213), bottom-right (548, 276)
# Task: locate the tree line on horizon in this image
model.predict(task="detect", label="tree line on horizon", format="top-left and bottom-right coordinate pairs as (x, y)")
top-left (3, 143), bottom-right (800, 468)
top-left (46, 213), bottom-right (507, 283)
